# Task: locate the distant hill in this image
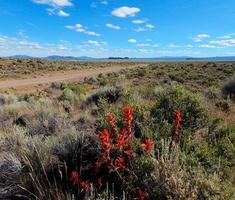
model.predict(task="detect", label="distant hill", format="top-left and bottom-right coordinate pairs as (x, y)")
top-left (5, 55), bottom-right (96, 61)
top-left (2, 55), bottom-right (235, 61)
top-left (44, 55), bottom-right (96, 60)
top-left (8, 55), bottom-right (34, 59)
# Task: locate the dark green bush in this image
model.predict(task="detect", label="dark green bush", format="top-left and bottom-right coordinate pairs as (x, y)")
top-left (85, 86), bottom-right (124, 105)
top-left (151, 85), bottom-right (209, 132)
top-left (222, 78), bottom-right (235, 99)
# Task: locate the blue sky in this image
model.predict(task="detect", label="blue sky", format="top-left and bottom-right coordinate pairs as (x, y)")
top-left (0, 0), bottom-right (235, 57)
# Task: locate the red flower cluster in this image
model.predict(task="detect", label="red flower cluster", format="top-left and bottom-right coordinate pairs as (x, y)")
top-left (138, 190), bottom-right (149, 200)
top-left (97, 106), bottom-right (135, 172)
top-left (123, 106), bottom-right (133, 133)
top-left (70, 171), bottom-right (90, 192)
top-left (80, 181), bottom-right (89, 192)
top-left (71, 171), bottom-right (79, 185)
top-left (173, 109), bottom-right (182, 143)
top-left (141, 139), bottom-right (154, 153)
top-left (70, 106), bottom-right (154, 198)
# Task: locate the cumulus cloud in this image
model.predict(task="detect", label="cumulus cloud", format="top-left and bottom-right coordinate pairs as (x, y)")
top-left (217, 35), bottom-right (232, 39)
top-left (32, 0), bottom-right (73, 7)
top-left (209, 39), bottom-right (235, 47)
top-left (134, 23), bottom-right (155, 32)
top-left (136, 43), bottom-right (150, 47)
top-left (86, 40), bottom-right (108, 47)
top-left (198, 44), bottom-right (218, 48)
top-left (145, 24), bottom-right (155, 29)
top-left (66, 24), bottom-right (101, 36)
top-left (185, 44), bottom-right (194, 48)
top-left (111, 6), bottom-right (140, 18)
top-left (33, 0), bottom-right (72, 16)
top-left (138, 49), bottom-right (154, 54)
top-left (57, 10), bottom-right (70, 16)
top-left (168, 44), bottom-right (181, 48)
top-left (132, 19), bottom-right (145, 24)
top-left (192, 34), bottom-right (210, 42)
top-left (0, 34), bottom-right (72, 56)
top-left (48, 9), bottom-right (70, 16)
top-left (106, 23), bottom-right (120, 30)
top-left (128, 39), bottom-right (137, 43)
top-left (134, 27), bottom-right (146, 32)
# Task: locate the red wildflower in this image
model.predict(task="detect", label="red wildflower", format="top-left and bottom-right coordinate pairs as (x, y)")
top-left (99, 129), bottom-right (112, 152)
top-left (95, 161), bottom-right (102, 172)
top-left (138, 190), bottom-right (149, 200)
top-left (141, 139), bottom-right (154, 152)
top-left (107, 113), bottom-right (118, 133)
top-left (100, 129), bottom-right (111, 144)
top-left (117, 129), bottom-right (129, 151)
top-left (70, 171), bottom-right (79, 185)
top-left (115, 157), bottom-right (126, 169)
top-left (124, 149), bottom-right (134, 158)
top-left (173, 109), bottom-right (182, 143)
top-left (80, 181), bottom-right (89, 192)
top-left (123, 106), bottom-right (133, 132)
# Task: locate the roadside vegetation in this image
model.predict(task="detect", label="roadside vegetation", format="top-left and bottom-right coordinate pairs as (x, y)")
top-left (0, 61), bottom-right (235, 199)
top-left (0, 58), bottom-right (141, 80)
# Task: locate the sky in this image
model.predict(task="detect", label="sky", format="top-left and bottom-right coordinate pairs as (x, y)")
top-left (0, 0), bottom-right (235, 58)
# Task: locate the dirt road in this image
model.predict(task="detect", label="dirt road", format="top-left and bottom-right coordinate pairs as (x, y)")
top-left (0, 64), bottom-right (144, 93)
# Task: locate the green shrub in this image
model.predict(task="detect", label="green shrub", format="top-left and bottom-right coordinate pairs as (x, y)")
top-left (59, 88), bottom-right (77, 103)
top-left (51, 81), bottom-right (66, 90)
top-left (85, 85), bottom-right (124, 105)
top-left (151, 85), bottom-right (209, 132)
top-left (222, 78), bottom-right (235, 99)
top-left (67, 83), bottom-right (87, 96)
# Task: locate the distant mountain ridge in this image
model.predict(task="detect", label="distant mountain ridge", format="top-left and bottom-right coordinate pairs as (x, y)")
top-left (4, 55), bottom-right (235, 61)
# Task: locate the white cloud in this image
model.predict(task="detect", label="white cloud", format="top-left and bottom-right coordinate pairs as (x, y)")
top-left (192, 34), bottom-right (210, 42)
top-left (135, 24), bottom-right (155, 32)
top-left (56, 44), bottom-right (69, 50)
top-left (168, 44), bottom-right (180, 48)
top-left (209, 39), bottom-right (235, 47)
top-left (136, 43), bottom-right (150, 47)
top-left (32, 0), bottom-right (73, 7)
top-left (135, 27), bottom-right (146, 32)
top-left (66, 24), bottom-right (101, 36)
top-left (46, 7), bottom-right (71, 17)
top-left (106, 23), bottom-right (120, 30)
top-left (111, 6), bottom-right (140, 18)
top-left (87, 40), bottom-right (100, 46)
top-left (146, 24), bottom-right (155, 29)
top-left (86, 31), bottom-right (101, 36)
top-left (0, 34), bottom-right (72, 56)
top-left (86, 40), bottom-right (108, 47)
top-left (57, 10), bottom-right (70, 16)
top-left (198, 44), bottom-right (218, 48)
top-left (185, 44), bottom-right (194, 48)
top-left (217, 35), bottom-right (232, 39)
top-left (153, 44), bottom-right (159, 47)
top-left (138, 49), bottom-right (154, 54)
top-left (128, 39), bottom-right (137, 43)
top-left (132, 19), bottom-right (145, 24)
